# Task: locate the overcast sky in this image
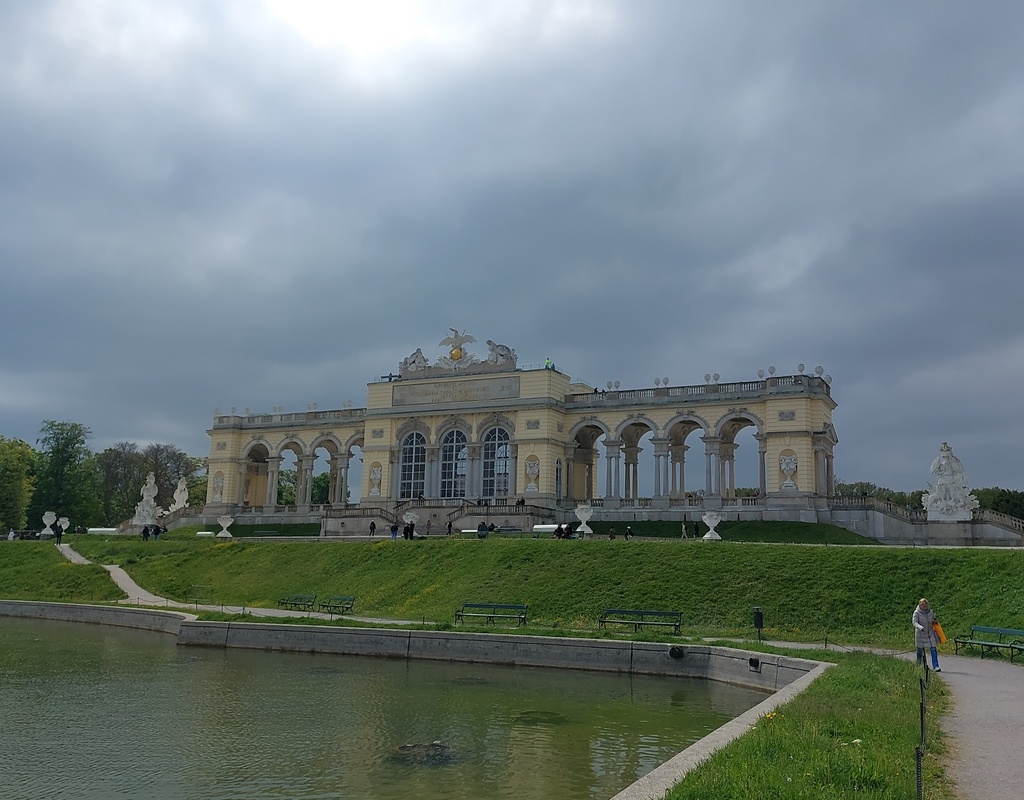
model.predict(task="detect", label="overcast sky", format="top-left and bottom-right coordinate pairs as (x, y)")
top-left (2, 0), bottom-right (1023, 493)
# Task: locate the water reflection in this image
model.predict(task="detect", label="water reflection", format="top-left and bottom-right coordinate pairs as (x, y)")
top-left (0, 617), bottom-right (766, 799)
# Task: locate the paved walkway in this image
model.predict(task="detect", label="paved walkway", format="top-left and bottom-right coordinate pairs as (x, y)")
top-left (56, 543), bottom-right (415, 624)
top-left (55, 543), bottom-right (1021, 799)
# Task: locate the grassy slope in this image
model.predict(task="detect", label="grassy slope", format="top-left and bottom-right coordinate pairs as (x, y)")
top-left (50, 531), bottom-right (1024, 644)
top-left (0, 543), bottom-right (123, 602)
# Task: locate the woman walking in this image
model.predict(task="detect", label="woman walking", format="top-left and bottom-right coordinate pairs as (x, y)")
top-left (913, 598), bottom-right (941, 672)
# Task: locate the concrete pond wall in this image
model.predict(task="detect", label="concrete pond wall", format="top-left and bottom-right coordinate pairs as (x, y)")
top-left (0, 600), bottom-right (831, 800)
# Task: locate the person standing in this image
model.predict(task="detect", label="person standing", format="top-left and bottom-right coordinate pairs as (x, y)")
top-left (913, 598), bottom-right (941, 671)
top-left (369, 520), bottom-right (376, 537)
top-left (390, 522), bottom-right (399, 540)
top-left (446, 520), bottom-right (453, 536)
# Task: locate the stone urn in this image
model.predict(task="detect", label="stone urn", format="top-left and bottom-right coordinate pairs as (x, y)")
top-left (216, 515), bottom-right (234, 538)
top-left (701, 510), bottom-right (722, 540)
top-left (573, 503), bottom-right (593, 537)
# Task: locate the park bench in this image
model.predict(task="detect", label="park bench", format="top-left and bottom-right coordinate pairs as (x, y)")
top-left (277, 593), bottom-right (316, 612)
top-left (599, 609), bottom-right (682, 635)
top-left (317, 595), bottom-right (356, 616)
top-left (953, 625), bottom-right (1024, 662)
top-left (455, 603), bottom-right (528, 627)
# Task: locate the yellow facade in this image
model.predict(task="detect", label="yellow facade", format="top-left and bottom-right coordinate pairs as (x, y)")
top-left (205, 347), bottom-right (837, 522)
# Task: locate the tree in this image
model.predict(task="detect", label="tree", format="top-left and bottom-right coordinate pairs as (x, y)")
top-left (95, 442), bottom-right (148, 526)
top-left (0, 436), bottom-right (35, 530)
top-left (27, 421), bottom-right (102, 527)
top-left (973, 487), bottom-right (1024, 519)
top-left (311, 472), bottom-right (332, 504)
top-left (139, 443), bottom-right (202, 509)
top-left (277, 469), bottom-right (296, 506)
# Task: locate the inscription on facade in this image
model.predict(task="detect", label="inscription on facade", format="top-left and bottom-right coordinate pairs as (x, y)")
top-left (527, 419), bottom-right (540, 429)
top-left (392, 377), bottom-right (521, 406)
top-left (778, 410), bottom-right (796, 421)
top-left (371, 429), bottom-right (385, 438)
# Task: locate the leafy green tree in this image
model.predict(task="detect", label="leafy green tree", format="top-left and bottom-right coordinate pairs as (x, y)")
top-left (0, 436), bottom-right (36, 530)
top-left (311, 472), bottom-right (331, 504)
top-left (140, 443), bottom-right (202, 509)
top-left (277, 469), bottom-right (296, 505)
top-left (95, 442), bottom-right (148, 525)
top-left (27, 421), bottom-right (102, 527)
top-left (973, 487), bottom-right (1024, 518)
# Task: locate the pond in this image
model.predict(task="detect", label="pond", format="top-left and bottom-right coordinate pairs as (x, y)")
top-left (0, 617), bottom-right (766, 799)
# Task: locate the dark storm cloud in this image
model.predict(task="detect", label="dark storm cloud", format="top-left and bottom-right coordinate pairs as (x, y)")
top-left (2, 0), bottom-right (1023, 492)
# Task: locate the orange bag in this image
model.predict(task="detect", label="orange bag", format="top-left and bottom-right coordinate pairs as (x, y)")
top-left (932, 621), bottom-right (947, 644)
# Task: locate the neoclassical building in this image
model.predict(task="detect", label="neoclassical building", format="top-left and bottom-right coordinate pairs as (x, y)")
top-left (204, 331), bottom-right (839, 531)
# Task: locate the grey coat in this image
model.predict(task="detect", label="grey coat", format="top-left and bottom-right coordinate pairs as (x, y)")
top-left (913, 605), bottom-right (938, 648)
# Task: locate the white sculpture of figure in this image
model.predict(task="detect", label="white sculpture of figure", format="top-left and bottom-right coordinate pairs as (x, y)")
top-left (212, 475), bottom-right (224, 503)
top-left (486, 340), bottom-right (517, 366)
top-left (42, 511), bottom-right (57, 539)
top-left (779, 454), bottom-right (798, 490)
top-left (573, 503), bottom-right (593, 537)
top-left (701, 510), bottom-right (722, 540)
top-left (525, 459), bottom-right (540, 491)
top-left (922, 442), bottom-right (979, 521)
top-left (216, 515), bottom-right (234, 538)
top-left (369, 466), bottom-right (383, 496)
top-left (168, 478), bottom-right (190, 513)
top-left (401, 348), bottom-right (429, 371)
top-left (437, 328), bottom-right (478, 369)
top-left (134, 472), bottom-right (160, 525)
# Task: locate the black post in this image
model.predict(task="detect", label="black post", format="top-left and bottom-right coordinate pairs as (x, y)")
top-left (753, 607), bottom-right (763, 642)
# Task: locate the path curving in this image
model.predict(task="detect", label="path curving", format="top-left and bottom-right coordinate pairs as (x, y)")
top-left (56, 543), bottom-right (417, 625)
top-left (55, 544), bottom-right (1021, 799)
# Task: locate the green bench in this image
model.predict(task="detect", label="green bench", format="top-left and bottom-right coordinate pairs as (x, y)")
top-left (599, 609), bottom-right (682, 634)
top-left (455, 603), bottom-right (528, 626)
top-left (954, 625), bottom-right (1024, 661)
top-left (277, 593), bottom-right (316, 612)
top-left (318, 595), bottom-right (356, 616)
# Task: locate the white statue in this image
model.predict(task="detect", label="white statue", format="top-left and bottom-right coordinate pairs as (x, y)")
top-left (525, 459), bottom-right (540, 491)
top-left (212, 474), bottom-right (224, 503)
top-left (400, 348), bottom-right (429, 371)
top-left (168, 478), bottom-right (189, 513)
top-left (133, 472), bottom-right (160, 525)
top-left (437, 328), bottom-right (478, 369)
top-left (922, 442), bottom-right (979, 521)
top-left (486, 340), bottom-right (517, 366)
top-left (779, 454), bottom-right (798, 490)
top-left (702, 510), bottom-right (722, 540)
top-left (369, 466), bottom-right (383, 496)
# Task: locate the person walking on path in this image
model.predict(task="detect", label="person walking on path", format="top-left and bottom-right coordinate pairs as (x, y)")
top-left (913, 597), bottom-right (941, 671)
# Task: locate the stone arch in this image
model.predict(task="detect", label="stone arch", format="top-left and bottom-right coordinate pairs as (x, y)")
top-left (476, 412), bottom-right (515, 439)
top-left (613, 414), bottom-right (659, 441)
top-left (436, 414), bottom-right (472, 440)
top-left (567, 418), bottom-right (609, 503)
top-left (274, 436), bottom-right (307, 459)
top-left (713, 411), bottom-right (766, 498)
top-left (309, 433), bottom-right (343, 455)
top-left (342, 431), bottom-right (365, 454)
top-left (663, 414), bottom-right (710, 499)
top-left (396, 417), bottom-right (431, 443)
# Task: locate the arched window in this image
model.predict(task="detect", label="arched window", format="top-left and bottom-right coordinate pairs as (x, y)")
top-left (399, 432), bottom-right (426, 499)
top-left (440, 430), bottom-right (468, 499)
top-left (555, 459), bottom-right (563, 501)
top-left (482, 428), bottom-right (510, 498)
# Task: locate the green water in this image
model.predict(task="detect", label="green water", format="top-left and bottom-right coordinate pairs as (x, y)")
top-left (0, 617), bottom-right (766, 799)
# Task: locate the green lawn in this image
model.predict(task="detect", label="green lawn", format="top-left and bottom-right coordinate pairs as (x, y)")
top-left (5, 525), bottom-right (1016, 800)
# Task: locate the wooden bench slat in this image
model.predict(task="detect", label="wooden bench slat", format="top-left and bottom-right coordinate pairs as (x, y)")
top-left (599, 608), bottom-right (682, 634)
top-left (277, 593), bottom-right (316, 611)
top-left (954, 625), bottom-right (1024, 661)
top-left (454, 602), bottom-right (528, 626)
